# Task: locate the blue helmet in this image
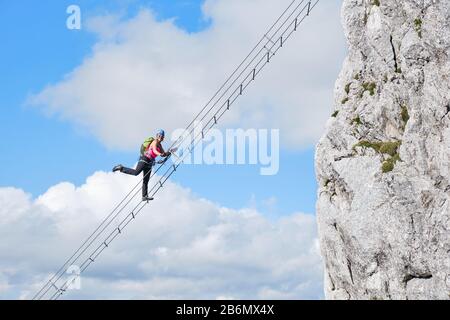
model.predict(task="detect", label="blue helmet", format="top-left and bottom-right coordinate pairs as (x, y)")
top-left (156, 129), bottom-right (165, 138)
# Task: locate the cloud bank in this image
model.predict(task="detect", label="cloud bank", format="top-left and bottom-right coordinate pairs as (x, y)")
top-left (0, 171), bottom-right (323, 299)
top-left (30, 0), bottom-right (345, 150)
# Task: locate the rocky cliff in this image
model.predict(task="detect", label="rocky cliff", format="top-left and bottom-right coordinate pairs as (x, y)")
top-left (315, 0), bottom-right (450, 299)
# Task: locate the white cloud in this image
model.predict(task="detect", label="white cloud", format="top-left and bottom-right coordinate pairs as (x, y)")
top-left (0, 170), bottom-right (323, 300)
top-left (0, 273), bottom-right (10, 294)
top-left (29, 0), bottom-right (345, 151)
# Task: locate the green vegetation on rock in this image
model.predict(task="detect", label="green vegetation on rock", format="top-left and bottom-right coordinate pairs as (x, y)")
top-left (351, 116), bottom-right (362, 126)
top-left (382, 153), bottom-right (401, 173)
top-left (362, 82), bottom-right (377, 96)
top-left (401, 105), bottom-right (410, 124)
top-left (353, 140), bottom-right (402, 173)
top-left (414, 18), bottom-right (423, 38)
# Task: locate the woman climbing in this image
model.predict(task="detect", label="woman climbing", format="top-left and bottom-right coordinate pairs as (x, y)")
top-left (112, 129), bottom-right (170, 201)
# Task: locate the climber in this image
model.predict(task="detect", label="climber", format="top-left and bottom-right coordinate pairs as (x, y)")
top-left (112, 129), bottom-right (170, 201)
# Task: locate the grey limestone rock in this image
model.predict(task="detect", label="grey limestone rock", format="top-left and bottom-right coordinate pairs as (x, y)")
top-left (315, 0), bottom-right (450, 300)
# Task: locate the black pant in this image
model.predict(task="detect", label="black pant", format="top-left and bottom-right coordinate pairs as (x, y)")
top-left (121, 156), bottom-right (155, 197)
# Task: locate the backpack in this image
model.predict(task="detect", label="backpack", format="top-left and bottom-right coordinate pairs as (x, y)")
top-left (140, 137), bottom-right (155, 156)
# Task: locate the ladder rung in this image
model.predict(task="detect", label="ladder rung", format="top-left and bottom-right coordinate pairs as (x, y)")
top-left (264, 34), bottom-right (275, 45)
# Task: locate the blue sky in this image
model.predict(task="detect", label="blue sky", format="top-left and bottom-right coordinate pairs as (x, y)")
top-left (0, 0), bottom-right (319, 216)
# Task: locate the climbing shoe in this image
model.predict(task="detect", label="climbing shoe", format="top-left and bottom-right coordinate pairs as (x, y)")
top-left (112, 165), bottom-right (123, 173)
top-left (142, 196), bottom-right (154, 202)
